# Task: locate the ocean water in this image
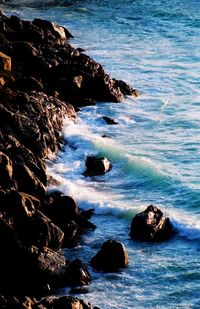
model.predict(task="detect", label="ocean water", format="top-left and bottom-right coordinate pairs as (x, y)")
top-left (1, 1), bottom-right (200, 308)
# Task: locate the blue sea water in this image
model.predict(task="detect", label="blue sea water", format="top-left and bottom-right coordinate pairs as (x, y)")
top-left (1, 1), bottom-right (200, 308)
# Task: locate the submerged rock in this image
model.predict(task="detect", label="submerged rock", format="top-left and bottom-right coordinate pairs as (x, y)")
top-left (90, 239), bottom-right (129, 272)
top-left (130, 205), bottom-right (174, 242)
top-left (103, 116), bottom-right (118, 125)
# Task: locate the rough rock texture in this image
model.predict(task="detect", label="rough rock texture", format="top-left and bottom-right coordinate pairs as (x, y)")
top-left (0, 9), bottom-right (135, 308)
top-left (0, 51), bottom-right (11, 71)
top-left (130, 205), bottom-right (174, 242)
top-left (0, 295), bottom-right (94, 309)
top-left (0, 11), bottom-right (137, 109)
top-left (90, 239), bottom-right (129, 272)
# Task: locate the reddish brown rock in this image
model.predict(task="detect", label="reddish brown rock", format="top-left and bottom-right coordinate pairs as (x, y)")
top-left (0, 51), bottom-right (11, 71)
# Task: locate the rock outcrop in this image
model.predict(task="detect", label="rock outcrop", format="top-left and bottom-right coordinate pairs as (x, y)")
top-left (90, 239), bottom-right (129, 272)
top-left (0, 9), bottom-right (136, 307)
top-left (130, 205), bottom-right (174, 242)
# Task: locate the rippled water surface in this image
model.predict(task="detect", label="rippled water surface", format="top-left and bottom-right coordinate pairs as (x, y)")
top-left (2, 0), bottom-right (200, 308)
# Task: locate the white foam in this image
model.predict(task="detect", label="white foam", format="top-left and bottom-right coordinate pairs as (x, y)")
top-left (170, 209), bottom-right (200, 241)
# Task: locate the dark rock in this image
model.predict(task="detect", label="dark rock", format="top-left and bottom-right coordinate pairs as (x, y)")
top-left (44, 191), bottom-right (95, 247)
top-left (7, 15), bottom-right (23, 32)
top-left (90, 239), bottom-right (129, 272)
top-left (13, 76), bottom-right (44, 92)
top-left (73, 212), bottom-right (96, 231)
top-left (130, 205), bottom-right (174, 242)
top-left (0, 190), bottom-right (36, 218)
top-left (33, 18), bottom-right (73, 42)
top-left (83, 156), bottom-right (112, 177)
top-left (36, 295), bottom-right (92, 309)
top-left (77, 47), bottom-right (86, 53)
top-left (114, 79), bottom-right (140, 97)
top-left (12, 41), bottom-right (41, 62)
top-left (16, 210), bottom-right (64, 250)
top-left (13, 162), bottom-right (46, 196)
top-left (19, 245), bottom-right (67, 292)
top-left (62, 220), bottom-right (79, 247)
top-left (69, 287), bottom-right (90, 295)
top-left (48, 192), bottom-right (78, 222)
top-left (0, 11), bottom-right (135, 303)
top-left (0, 151), bottom-right (13, 188)
top-left (0, 294), bottom-right (34, 309)
top-left (81, 208), bottom-right (94, 220)
top-left (101, 135), bottom-right (111, 138)
top-left (64, 259), bottom-right (91, 286)
top-left (103, 116), bottom-right (118, 125)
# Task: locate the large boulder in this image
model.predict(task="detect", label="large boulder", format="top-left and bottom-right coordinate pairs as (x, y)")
top-left (130, 205), bottom-right (174, 242)
top-left (90, 239), bottom-right (129, 272)
top-left (83, 156), bottom-right (112, 177)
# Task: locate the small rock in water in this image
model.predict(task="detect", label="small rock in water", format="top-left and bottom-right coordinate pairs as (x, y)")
top-left (83, 156), bottom-right (112, 177)
top-left (130, 205), bottom-right (174, 242)
top-left (90, 239), bottom-right (129, 272)
top-left (103, 116), bottom-right (118, 125)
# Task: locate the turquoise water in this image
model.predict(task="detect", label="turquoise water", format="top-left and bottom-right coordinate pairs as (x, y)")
top-left (2, 1), bottom-right (200, 308)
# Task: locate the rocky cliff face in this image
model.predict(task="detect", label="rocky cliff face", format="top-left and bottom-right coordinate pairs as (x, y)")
top-left (0, 10), bottom-right (136, 308)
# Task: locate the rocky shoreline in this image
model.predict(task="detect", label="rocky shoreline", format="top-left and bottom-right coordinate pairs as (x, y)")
top-left (0, 11), bottom-right (138, 308)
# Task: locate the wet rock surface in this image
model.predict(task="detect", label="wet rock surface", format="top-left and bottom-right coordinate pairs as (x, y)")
top-left (83, 156), bottom-right (112, 177)
top-left (130, 205), bottom-right (174, 242)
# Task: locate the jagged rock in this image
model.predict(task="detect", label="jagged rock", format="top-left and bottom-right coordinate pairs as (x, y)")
top-left (130, 205), bottom-right (174, 242)
top-left (30, 246), bottom-right (67, 281)
top-left (0, 11), bottom-right (136, 303)
top-left (114, 79), bottom-right (139, 97)
top-left (0, 190), bottom-right (36, 218)
top-left (0, 51), bottom-right (11, 71)
top-left (33, 18), bottom-right (73, 42)
top-left (83, 156), bottom-right (112, 177)
top-left (47, 192), bottom-right (78, 221)
top-left (90, 239), bottom-right (129, 272)
top-left (44, 191), bottom-right (95, 247)
top-left (13, 163), bottom-right (46, 196)
top-left (16, 210), bottom-right (64, 250)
